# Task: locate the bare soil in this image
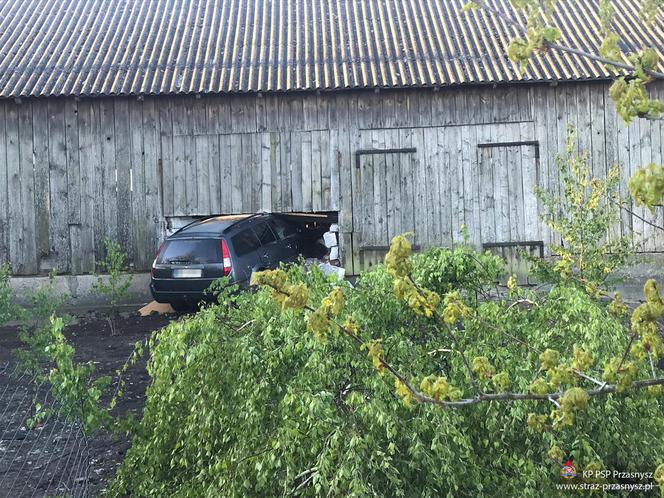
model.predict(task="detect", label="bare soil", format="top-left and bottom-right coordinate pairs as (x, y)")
top-left (0, 310), bottom-right (175, 496)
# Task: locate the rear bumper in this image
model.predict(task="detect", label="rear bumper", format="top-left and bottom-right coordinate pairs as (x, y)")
top-left (149, 277), bottom-right (247, 304)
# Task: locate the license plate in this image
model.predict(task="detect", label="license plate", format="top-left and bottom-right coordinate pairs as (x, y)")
top-left (173, 269), bottom-right (202, 278)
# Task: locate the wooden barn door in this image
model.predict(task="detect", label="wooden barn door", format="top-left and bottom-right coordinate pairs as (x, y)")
top-left (354, 142), bottom-right (418, 272)
top-left (477, 141), bottom-right (541, 280)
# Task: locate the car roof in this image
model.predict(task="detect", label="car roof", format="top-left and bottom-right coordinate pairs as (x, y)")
top-left (170, 213), bottom-right (267, 239)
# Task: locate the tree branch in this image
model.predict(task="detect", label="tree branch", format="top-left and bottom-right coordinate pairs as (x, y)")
top-left (258, 280), bottom-right (661, 411)
top-left (611, 198), bottom-right (664, 233)
top-left (471, 0), bottom-right (664, 80)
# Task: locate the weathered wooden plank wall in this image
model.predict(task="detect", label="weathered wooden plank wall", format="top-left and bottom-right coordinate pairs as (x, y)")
top-left (0, 81), bottom-right (662, 275)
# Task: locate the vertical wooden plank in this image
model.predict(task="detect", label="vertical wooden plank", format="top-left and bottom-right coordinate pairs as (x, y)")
top-left (320, 130), bottom-right (331, 210)
top-left (311, 130), bottom-right (322, 211)
top-left (98, 100), bottom-right (117, 258)
top-left (423, 127), bottom-right (441, 246)
top-left (629, 119), bottom-right (645, 249)
top-left (507, 144), bottom-right (524, 242)
top-left (411, 128), bottom-right (427, 247)
top-left (76, 100), bottom-right (100, 273)
top-left (261, 132), bottom-right (272, 211)
top-left (316, 95), bottom-right (329, 131)
top-left (495, 147), bottom-right (511, 243)
top-left (359, 150), bottom-right (375, 250)
top-left (230, 133), bottom-right (243, 213)
top-left (47, 100), bottom-right (71, 273)
top-left (269, 132), bottom-right (280, 211)
top-left (385, 131), bottom-right (398, 241)
top-left (250, 133), bottom-right (262, 212)
top-left (356, 93), bottom-right (373, 130)
top-left (393, 91), bottom-right (409, 127)
top-left (348, 95), bottom-right (362, 273)
top-left (172, 135), bottom-right (186, 216)
top-left (6, 103), bottom-right (22, 273)
top-left (437, 127), bottom-right (452, 246)
top-left (651, 82), bottom-right (664, 250)
top-left (114, 100), bottom-right (132, 257)
top-left (335, 94), bottom-right (352, 229)
top-left (576, 85), bottom-right (591, 154)
top-left (279, 131), bottom-right (293, 212)
top-left (18, 103), bottom-right (38, 274)
top-left (208, 132), bottom-right (222, 215)
top-left (208, 95), bottom-right (232, 134)
top-left (171, 97), bottom-right (192, 136)
top-left (300, 131), bottom-right (312, 211)
top-left (0, 102), bottom-right (7, 264)
top-left (240, 134), bottom-right (252, 213)
top-left (191, 96), bottom-right (207, 135)
top-left (32, 102), bottom-right (51, 265)
top-left (603, 83), bottom-right (621, 244)
top-left (63, 100), bottom-right (82, 274)
top-left (231, 95), bottom-right (257, 134)
top-left (64, 100), bottom-right (81, 227)
top-left (143, 97), bottom-right (162, 266)
top-left (520, 140), bottom-right (540, 242)
top-left (129, 101), bottom-right (147, 269)
top-left (334, 94), bottom-right (353, 271)
top-left (615, 98), bottom-right (632, 239)
top-left (446, 125), bottom-right (464, 245)
top-left (533, 86), bottom-right (552, 250)
top-left (219, 134), bottom-right (234, 213)
top-left (372, 131), bottom-right (388, 246)
top-left (638, 117), bottom-right (654, 251)
top-left (328, 129), bottom-right (340, 212)
top-left (463, 124), bottom-right (482, 246)
top-left (382, 92), bottom-right (395, 129)
top-left (195, 134), bottom-right (210, 214)
top-left (302, 94), bottom-right (318, 131)
top-left (277, 95), bottom-right (292, 132)
top-left (479, 147), bottom-right (496, 244)
top-left (159, 99), bottom-right (174, 216)
top-left (398, 128), bottom-right (416, 240)
top-left (459, 125), bottom-right (476, 245)
top-left (184, 135), bottom-right (197, 215)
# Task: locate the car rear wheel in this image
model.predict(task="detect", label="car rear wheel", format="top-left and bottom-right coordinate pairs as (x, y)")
top-left (170, 300), bottom-right (195, 313)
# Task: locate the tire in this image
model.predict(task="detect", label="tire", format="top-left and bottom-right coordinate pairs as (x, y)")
top-left (170, 300), bottom-right (194, 313)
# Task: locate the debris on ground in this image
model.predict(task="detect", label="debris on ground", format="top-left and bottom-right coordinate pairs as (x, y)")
top-left (138, 301), bottom-right (175, 316)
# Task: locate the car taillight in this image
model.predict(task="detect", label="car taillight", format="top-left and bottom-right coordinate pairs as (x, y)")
top-left (151, 241), bottom-right (166, 276)
top-left (221, 239), bottom-right (232, 276)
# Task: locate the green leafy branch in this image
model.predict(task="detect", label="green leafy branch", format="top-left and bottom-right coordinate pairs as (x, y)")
top-left (251, 253), bottom-right (664, 413)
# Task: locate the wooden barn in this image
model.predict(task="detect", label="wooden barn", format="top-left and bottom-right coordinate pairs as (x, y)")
top-left (0, 0), bottom-right (662, 277)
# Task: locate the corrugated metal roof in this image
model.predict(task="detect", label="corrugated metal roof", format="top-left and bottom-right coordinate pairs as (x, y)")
top-left (0, 0), bottom-right (661, 97)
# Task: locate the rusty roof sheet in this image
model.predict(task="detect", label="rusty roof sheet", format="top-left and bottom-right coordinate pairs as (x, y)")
top-left (0, 0), bottom-right (661, 97)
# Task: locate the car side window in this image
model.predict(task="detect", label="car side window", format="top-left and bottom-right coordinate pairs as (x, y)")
top-left (231, 229), bottom-right (261, 257)
top-left (253, 222), bottom-right (277, 245)
top-left (269, 218), bottom-right (298, 239)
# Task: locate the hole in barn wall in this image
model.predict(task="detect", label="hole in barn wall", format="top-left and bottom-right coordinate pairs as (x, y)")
top-left (164, 211), bottom-right (340, 263)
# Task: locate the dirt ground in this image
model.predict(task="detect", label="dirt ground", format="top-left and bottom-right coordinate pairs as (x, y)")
top-left (0, 310), bottom-right (175, 497)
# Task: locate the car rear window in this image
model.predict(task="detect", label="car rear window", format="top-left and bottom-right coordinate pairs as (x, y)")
top-left (157, 239), bottom-right (220, 264)
top-left (253, 222), bottom-right (277, 245)
top-left (231, 229), bottom-right (261, 257)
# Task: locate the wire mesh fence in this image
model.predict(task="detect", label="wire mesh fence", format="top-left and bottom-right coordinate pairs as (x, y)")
top-left (0, 362), bottom-right (91, 498)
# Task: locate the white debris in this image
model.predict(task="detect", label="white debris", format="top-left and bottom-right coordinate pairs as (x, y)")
top-left (318, 262), bottom-right (346, 279)
top-left (329, 223), bottom-right (339, 233)
top-left (323, 231), bottom-right (338, 248)
top-left (329, 246), bottom-right (339, 261)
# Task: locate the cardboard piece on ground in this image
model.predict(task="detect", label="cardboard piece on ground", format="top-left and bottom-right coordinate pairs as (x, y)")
top-left (139, 301), bottom-right (175, 316)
